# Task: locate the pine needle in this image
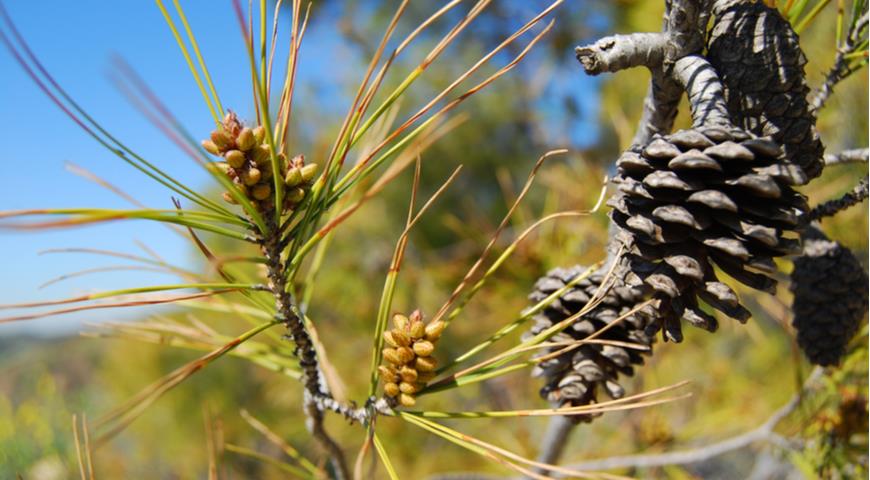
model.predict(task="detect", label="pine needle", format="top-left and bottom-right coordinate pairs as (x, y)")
top-left (170, 0), bottom-right (224, 116)
top-left (400, 412), bottom-right (631, 480)
top-left (224, 444), bottom-right (315, 478)
top-left (0, 290), bottom-right (230, 324)
top-left (39, 265), bottom-right (175, 290)
top-left (239, 409), bottom-right (322, 476)
top-left (155, 0), bottom-right (220, 125)
top-left (93, 319), bottom-right (280, 444)
top-left (432, 149), bottom-right (569, 325)
top-left (0, 8), bottom-right (234, 217)
top-left (372, 433), bottom-right (400, 480)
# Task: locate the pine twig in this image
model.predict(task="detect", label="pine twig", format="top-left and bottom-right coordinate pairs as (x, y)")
top-left (824, 148), bottom-right (869, 166)
top-left (561, 368), bottom-right (824, 472)
top-left (528, 416), bottom-right (576, 478)
top-left (575, 0), bottom-right (710, 146)
top-left (808, 176), bottom-right (869, 221)
top-left (261, 221), bottom-right (350, 480)
top-left (424, 363), bottom-right (817, 478)
top-left (575, 33), bottom-right (669, 74)
top-left (671, 54), bottom-right (732, 128)
top-left (810, 11), bottom-right (869, 114)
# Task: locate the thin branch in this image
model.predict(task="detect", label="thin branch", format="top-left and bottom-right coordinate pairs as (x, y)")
top-left (575, 0), bottom-right (710, 146)
top-left (259, 221), bottom-right (349, 480)
top-left (632, 70), bottom-right (682, 147)
top-left (671, 54), bottom-right (731, 128)
top-left (810, 11), bottom-right (869, 114)
top-left (808, 176), bottom-right (869, 221)
top-left (824, 147), bottom-right (869, 166)
top-left (560, 368), bottom-right (824, 473)
top-left (575, 33), bottom-right (668, 74)
top-left (528, 416), bottom-right (575, 478)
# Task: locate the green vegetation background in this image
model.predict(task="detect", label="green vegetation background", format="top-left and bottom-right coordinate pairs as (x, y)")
top-left (1, 1), bottom-right (866, 478)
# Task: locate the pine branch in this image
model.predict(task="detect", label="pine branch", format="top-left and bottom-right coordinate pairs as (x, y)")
top-left (427, 362), bottom-right (817, 478)
top-left (560, 368), bottom-right (823, 473)
top-left (575, 0), bottom-right (711, 146)
top-left (261, 221), bottom-right (350, 480)
top-left (671, 54), bottom-right (732, 128)
top-left (262, 216), bottom-right (396, 479)
top-left (632, 70), bottom-right (683, 147)
top-left (810, 12), bottom-right (869, 114)
top-left (527, 416), bottom-right (576, 478)
top-left (824, 148), bottom-right (869, 166)
top-left (575, 33), bottom-right (669, 74)
top-left (808, 176), bottom-right (870, 221)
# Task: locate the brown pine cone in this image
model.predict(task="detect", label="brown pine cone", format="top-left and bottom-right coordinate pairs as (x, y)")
top-left (707, 0), bottom-right (825, 181)
top-left (790, 227), bottom-right (868, 366)
top-left (609, 125), bottom-right (808, 342)
top-left (526, 265), bottom-right (654, 423)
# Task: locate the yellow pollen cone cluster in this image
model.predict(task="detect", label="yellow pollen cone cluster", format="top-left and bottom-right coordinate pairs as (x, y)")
top-left (379, 310), bottom-right (445, 407)
top-left (202, 112), bottom-right (318, 213)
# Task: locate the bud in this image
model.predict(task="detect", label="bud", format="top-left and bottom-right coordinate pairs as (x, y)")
top-left (260, 163), bottom-right (274, 179)
top-left (399, 366), bottom-right (418, 383)
top-left (236, 128), bottom-right (256, 151)
top-left (211, 129), bottom-right (233, 150)
top-left (392, 313), bottom-right (409, 330)
top-left (396, 347), bottom-right (415, 365)
top-left (252, 184), bottom-right (272, 201)
top-left (384, 382), bottom-right (400, 398)
top-left (242, 168), bottom-right (262, 186)
top-left (409, 309), bottom-right (424, 323)
top-left (300, 163), bottom-right (319, 182)
top-left (225, 150), bottom-right (246, 169)
top-left (378, 365), bottom-right (399, 383)
top-left (202, 139), bottom-right (221, 155)
top-left (415, 356), bottom-right (437, 372)
top-left (284, 167), bottom-right (303, 187)
top-left (383, 331), bottom-right (399, 348)
top-left (398, 393), bottom-right (416, 407)
top-left (253, 125), bottom-right (266, 143)
top-left (288, 154), bottom-right (305, 168)
top-left (413, 340), bottom-right (435, 357)
top-left (409, 320), bottom-right (425, 340)
top-left (391, 328), bottom-right (411, 347)
top-left (221, 191), bottom-right (237, 204)
top-left (252, 145), bottom-right (271, 166)
top-left (417, 371), bottom-right (436, 384)
top-left (425, 321), bottom-right (446, 342)
top-left (207, 162), bottom-right (230, 175)
top-left (382, 348), bottom-right (402, 366)
top-left (399, 382), bottom-right (419, 394)
top-left (286, 187), bottom-right (306, 204)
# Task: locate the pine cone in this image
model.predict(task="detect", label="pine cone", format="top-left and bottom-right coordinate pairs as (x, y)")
top-left (707, 0), bottom-right (824, 181)
top-left (526, 265), bottom-right (654, 423)
top-left (790, 228), bottom-right (868, 366)
top-left (609, 125), bottom-right (808, 342)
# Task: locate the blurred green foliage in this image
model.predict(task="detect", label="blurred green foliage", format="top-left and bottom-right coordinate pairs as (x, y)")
top-left (0, 1), bottom-right (866, 479)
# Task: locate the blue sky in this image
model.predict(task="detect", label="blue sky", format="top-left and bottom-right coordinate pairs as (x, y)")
top-left (0, 1), bottom-right (602, 335)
